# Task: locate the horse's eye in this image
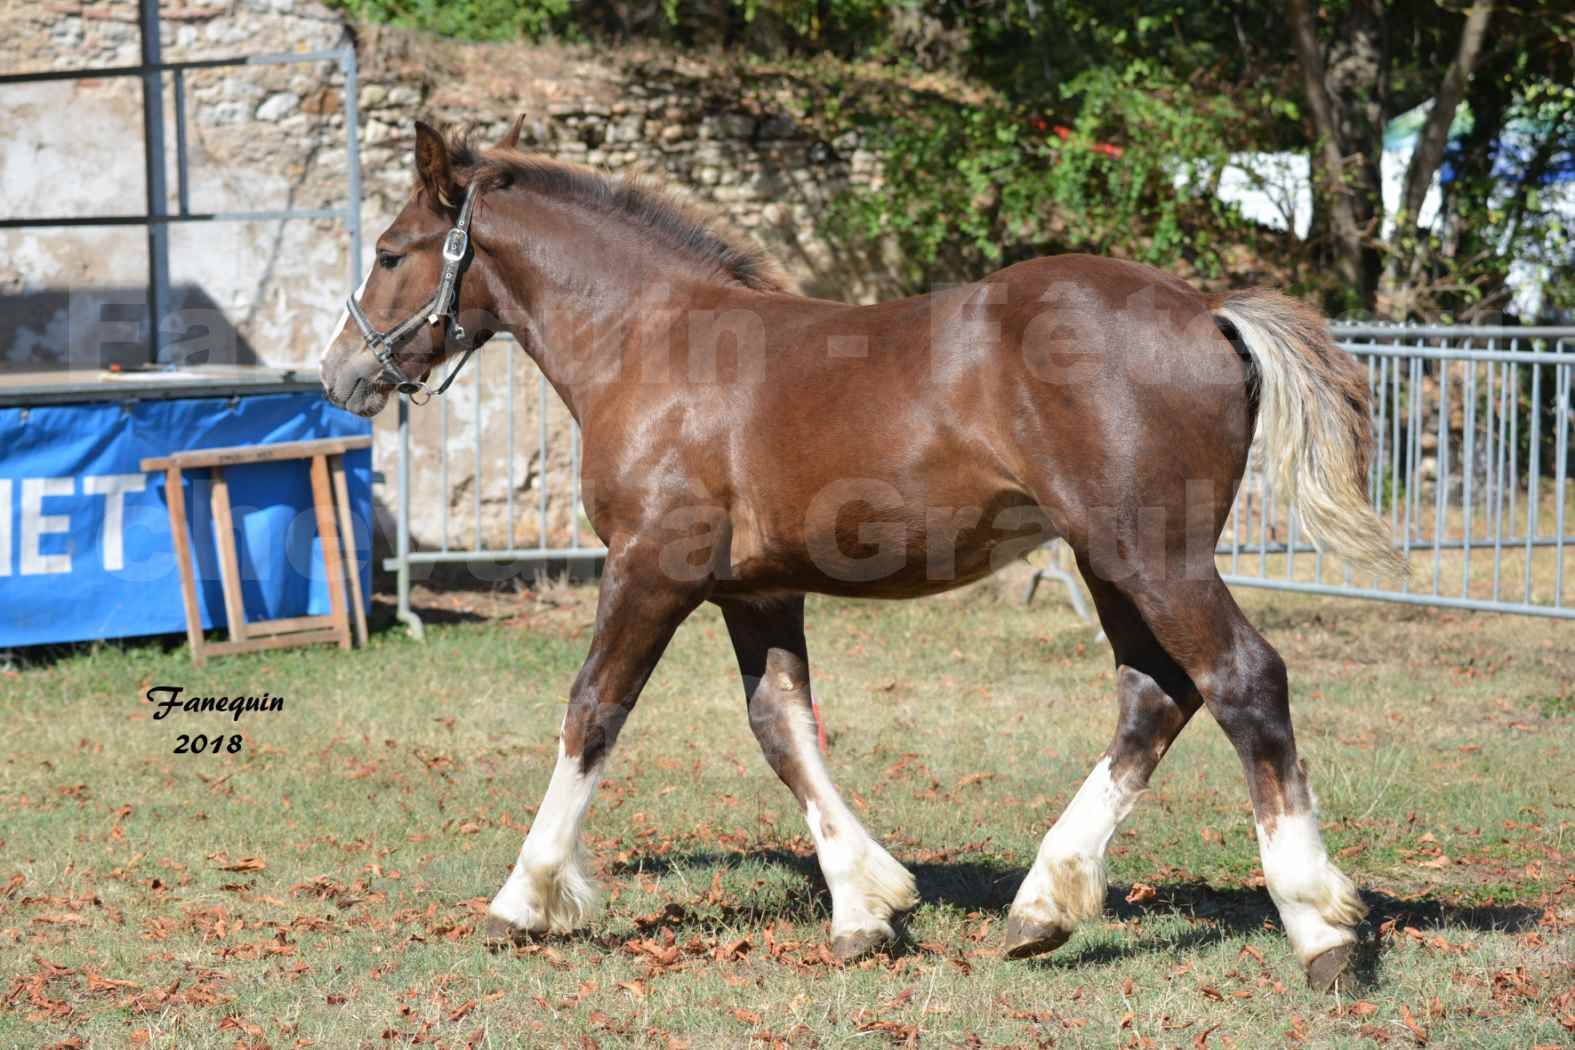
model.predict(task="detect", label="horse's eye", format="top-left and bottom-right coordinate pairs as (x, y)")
top-left (377, 251), bottom-right (403, 270)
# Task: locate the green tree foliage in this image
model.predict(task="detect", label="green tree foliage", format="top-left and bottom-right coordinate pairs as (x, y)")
top-left (331, 0), bottom-right (575, 41)
top-left (334, 0), bottom-right (1574, 320)
top-left (831, 64), bottom-right (1251, 285)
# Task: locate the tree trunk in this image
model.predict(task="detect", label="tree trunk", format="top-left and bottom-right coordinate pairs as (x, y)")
top-left (1287, 0), bottom-right (1386, 315)
top-left (1398, 4), bottom-right (1494, 226)
top-left (1385, 3), bottom-right (1495, 318)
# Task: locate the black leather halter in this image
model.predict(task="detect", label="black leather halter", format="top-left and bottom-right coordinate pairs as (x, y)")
top-left (346, 181), bottom-right (482, 405)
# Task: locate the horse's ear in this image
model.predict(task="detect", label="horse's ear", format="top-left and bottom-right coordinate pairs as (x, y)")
top-left (414, 120), bottom-right (456, 206)
top-left (495, 114), bottom-right (527, 152)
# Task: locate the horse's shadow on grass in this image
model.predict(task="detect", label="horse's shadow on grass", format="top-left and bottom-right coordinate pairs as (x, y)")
top-left (600, 849), bottom-right (1541, 987)
top-left (1044, 879), bottom-right (1540, 990)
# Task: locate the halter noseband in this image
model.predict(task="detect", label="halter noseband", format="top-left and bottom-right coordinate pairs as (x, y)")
top-left (346, 180), bottom-right (483, 405)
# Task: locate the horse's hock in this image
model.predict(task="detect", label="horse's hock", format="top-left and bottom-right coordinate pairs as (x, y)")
top-left (5, 0), bottom-right (910, 555)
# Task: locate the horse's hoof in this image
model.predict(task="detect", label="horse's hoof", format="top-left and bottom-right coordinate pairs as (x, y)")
top-left (481, 916), bottom-right (532, 950)
top-left (1003, 915), bottom-right (1073, 959)
top-left (1306, 943), bottom-right (1356, 994)
top-left (831, 928), bottom-right (891, 962)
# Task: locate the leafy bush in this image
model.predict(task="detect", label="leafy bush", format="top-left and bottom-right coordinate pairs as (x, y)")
top-left (330, 0), bottom-right (575, 41)
top-left (830, 63), bottom-right (1251, 288)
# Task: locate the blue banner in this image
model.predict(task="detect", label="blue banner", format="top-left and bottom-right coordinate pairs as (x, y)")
top-left (0, 392), bottom-right (372, 648)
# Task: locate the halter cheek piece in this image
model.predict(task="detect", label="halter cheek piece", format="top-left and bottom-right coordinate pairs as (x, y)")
top-left (346, 180), bottom-right (483, 406)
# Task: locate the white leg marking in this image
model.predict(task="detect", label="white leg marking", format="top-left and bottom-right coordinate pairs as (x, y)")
top-left (786, 708), bottom-right (916, 938)
top-left (488, 740), bottom-right (602, 934)
top-left (1011, 756), bottom-right (1141, 931)
top-left (321, 270), bottom-right (372, 365)
top-left (1256, 809), bottom-right (1366, 964)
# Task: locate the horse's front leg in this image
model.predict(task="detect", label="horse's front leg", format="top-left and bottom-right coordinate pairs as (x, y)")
top-left (485, 540), bottom-right (703, 941)
top-left (720, 596), bottom-right (918, 960)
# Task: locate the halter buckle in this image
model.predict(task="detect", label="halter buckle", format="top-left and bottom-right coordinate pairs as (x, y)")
top-left (342, 180), bottom-right (481, 407)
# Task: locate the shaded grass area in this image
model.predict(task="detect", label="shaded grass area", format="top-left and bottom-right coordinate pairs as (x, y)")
top-left (1, 574), bottom-right (1572, 1048)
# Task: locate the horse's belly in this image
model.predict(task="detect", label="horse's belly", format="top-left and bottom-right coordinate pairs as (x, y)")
top-left (717, 491), bottom-right (1052, 600)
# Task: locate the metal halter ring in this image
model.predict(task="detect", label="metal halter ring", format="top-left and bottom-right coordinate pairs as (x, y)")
top-left (344, 180), bottom-right (482, 405)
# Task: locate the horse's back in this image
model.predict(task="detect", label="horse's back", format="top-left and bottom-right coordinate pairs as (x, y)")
top-left (697, 253), bottom-right (1252, 598)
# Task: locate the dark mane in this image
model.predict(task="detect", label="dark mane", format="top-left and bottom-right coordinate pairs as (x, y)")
top-left (448, 136), bottom-right (795, 295)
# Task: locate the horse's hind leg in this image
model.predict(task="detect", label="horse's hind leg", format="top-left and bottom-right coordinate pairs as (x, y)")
top-left (720, 596), bottom-right (918, 960)
top-left (1005, 576), bottom-right (1204, 958)
top-left (485, 540), bottom-right (703, 942)
top-left (1094, 569), bottom-right (1366, 991)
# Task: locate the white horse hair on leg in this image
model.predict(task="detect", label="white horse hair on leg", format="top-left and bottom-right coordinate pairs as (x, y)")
top-left (1256, 803), bottom-right (1367, 965)
top-left (488, 740), bottom-right (602, 934)
top-left (1007, 756), bottom-right (1143, 954)
top-left (783, 708), bottom-right (916, 953)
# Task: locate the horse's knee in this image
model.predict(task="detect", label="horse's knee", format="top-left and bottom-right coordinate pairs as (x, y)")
top-left (561, 695), bottom-right (634, 772)
top-left (745, 687), bottom-right (785, 741)
top-left (746, 676), bottom-right (814, 776)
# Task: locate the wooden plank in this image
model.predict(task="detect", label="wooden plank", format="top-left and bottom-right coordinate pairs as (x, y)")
top-left (244, 615), bottom-right (336, 639)
top-left (141, 435), bottom-right (371, 472)
top-left (330, 454), bottom-right (369, 647)
top-left (309, 453), bottom-right (353, 650)
top-left (205, 628), bottom-right (343, 658)
top-left (208, 466), bottom-right (249, 643)
top-left (162, 467), bottom-right (207, 667)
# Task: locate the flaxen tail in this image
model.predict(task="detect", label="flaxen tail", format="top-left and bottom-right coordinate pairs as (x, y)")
top-left (1211, 289), bottom-right (1409, 581)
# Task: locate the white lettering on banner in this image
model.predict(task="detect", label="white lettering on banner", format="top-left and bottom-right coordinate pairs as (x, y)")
top-left (21, 477), bottom-right (74, 575)
top-left (0, 479), bottom-right (10, 576)
top-left (84, 474), bottom-right (148, 572)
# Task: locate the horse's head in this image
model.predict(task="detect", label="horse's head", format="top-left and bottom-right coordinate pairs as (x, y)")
top-left (321, 121), bottom-right (509, 416)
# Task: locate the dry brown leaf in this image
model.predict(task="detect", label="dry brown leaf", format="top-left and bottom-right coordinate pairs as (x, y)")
top-left (1399, 1004), bottom-right (1428, 1045)
top-left (1193, 1022), bottom-right (1223, 1048)
top-left (217, 856), bottom-right (267, 873)
top-left (1125, 883), bottom-right (1157, 904)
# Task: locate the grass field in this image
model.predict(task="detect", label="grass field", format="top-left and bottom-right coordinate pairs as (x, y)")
top-left (2, 569), bottom-right (1572, 1048)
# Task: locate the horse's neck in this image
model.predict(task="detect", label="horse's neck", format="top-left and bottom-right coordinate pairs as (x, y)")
top-left (499, 205), bottom-right (731, 423)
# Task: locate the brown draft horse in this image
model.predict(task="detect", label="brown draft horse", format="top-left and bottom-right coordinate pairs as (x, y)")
top-left (321, 121), bottom-right (1406, 992)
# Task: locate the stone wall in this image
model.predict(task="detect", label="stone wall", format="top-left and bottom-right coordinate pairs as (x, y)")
top-left (347, 28), bottom-right (900, 302)
top-left (3, 0), bottom-right (354, 371)
top-left (2, 1), bottom-right (909, 557)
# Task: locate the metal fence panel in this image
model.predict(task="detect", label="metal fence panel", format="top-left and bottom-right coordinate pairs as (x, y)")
top-left (387, 337), bottom-right (605, 638)
top-left (0, 29), bottom-right (363, 362)
top-left (1217, 325), bottom-right (1574, 619)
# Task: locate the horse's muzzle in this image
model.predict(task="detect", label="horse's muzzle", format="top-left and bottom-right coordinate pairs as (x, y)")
top-left (322, 362), bottom-right (393, 418)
